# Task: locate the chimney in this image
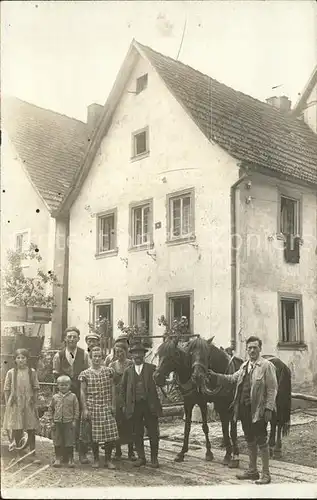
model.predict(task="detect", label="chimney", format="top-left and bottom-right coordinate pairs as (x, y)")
top-left (266, 95), bottom-right (292, 112)
top-left (87, 103), bottom-right (103, 133)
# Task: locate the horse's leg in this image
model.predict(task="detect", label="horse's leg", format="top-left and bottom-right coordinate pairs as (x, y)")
top-left (268, 414), bottom-right (277, 459)
top-left (274, 424), bottom-right (282, 458)
top-left (219, 411), bottom-right (232, 466)
top-left (175, 400), bottom-right (193, 462)
top-left (228, 417), bottom-right (240, 469)
top-left (200, 401), bottom-right (214, 461)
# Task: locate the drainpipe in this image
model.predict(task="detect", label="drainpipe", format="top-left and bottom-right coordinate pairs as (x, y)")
top-left (230, 169), bottom-right (249, 352)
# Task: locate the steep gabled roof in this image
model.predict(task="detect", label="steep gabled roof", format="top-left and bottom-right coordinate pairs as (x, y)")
top-left (138, 42), bottom-right (317, 186)
top-left (293, 65), bottom-right (317, 116)
top-left (57, 40), bottom-right (317, 215)
top-left (2, 96), bottom-right (88, 212)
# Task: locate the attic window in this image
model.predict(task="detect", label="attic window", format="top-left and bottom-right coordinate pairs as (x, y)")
top-left (132, 127), bottom-right (149, 159)
top-left (136, 74), bottom-right (148, 94)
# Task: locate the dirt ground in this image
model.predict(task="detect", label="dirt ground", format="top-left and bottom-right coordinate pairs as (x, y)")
top-left (215, 421), bottom-right (317, 469)
top-left (1, 418), bottom-right (316, 489)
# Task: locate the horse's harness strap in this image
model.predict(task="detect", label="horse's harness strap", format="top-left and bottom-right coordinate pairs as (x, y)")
top-left (175, 373), bottom-right (195, 396)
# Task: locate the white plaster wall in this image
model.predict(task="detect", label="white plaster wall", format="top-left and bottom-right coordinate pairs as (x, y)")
top-left (239, 173), bottom-right (317, 390)
top-left (68, 54), bottom-right (239, 350)
top-left (1, 132), bottom-right (56, 344)
top-left (303, 81), bottom-right (317, 134)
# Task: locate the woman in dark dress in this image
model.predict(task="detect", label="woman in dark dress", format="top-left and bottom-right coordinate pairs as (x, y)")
top-left (109, 340), bottom-right (136, 461)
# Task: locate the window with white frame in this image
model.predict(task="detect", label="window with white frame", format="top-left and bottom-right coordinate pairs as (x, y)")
top-left (94, 300), bottom-right (113, 339)
top-left (280, 195), bottom-right (300, 236)
top-left (97, 210), bottom-right (117, 254)
top-left (15, 230), bottom-right (30, 253)
top-left (167, 189), bottom-right (194, 241)
top-left (129, 295), bottom-right (153, 346)
top-left (166, 290), bottom-right (194, 334)
top-left (130, 200), bottom-right (153, 248)
top-left (278, 293), bottom-right (304, 345)
top-left (132, 128), bottom-right (149, 158)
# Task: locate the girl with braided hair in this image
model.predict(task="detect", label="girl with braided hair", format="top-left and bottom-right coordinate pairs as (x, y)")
top-left (3, 348), bottom-right (41, 463)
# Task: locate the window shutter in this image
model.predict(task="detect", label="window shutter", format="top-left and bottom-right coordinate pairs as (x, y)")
top-left (284, 234), bottom-right (300, 264)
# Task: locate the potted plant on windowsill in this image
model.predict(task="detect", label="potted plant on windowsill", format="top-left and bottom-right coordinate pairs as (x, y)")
top-left (1, 244), bottom-right (61, 371)
top-left (117, 320), bottom-right (151, 349)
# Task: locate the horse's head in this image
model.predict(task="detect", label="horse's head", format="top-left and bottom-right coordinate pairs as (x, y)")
top-left (153, 337), bottom-right (182, 387)
top-left (187, 337), bottom-right (211, 390)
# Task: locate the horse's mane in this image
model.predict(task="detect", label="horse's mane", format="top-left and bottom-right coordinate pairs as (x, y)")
top-left (186, 337), bottom-right (210, 358)
top-left (157, 338), bottom-right (179, 358)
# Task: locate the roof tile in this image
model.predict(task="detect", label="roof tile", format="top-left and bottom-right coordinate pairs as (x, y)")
top-left (2, 96), bottom-right (88, 212)
top-left (139, 43), bottom-right (317, 185)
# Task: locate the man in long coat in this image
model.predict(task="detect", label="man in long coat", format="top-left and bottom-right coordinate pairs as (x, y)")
top-left (120, 340), bottom-right (162, 468)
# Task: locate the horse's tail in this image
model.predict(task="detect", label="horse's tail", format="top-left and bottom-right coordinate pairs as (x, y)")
top-left (279, 364), bottom-right (292, 437)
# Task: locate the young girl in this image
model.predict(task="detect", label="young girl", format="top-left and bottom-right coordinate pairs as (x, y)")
top-left (3, 348), bottom-right (41, 463)
top-left (79, 346), bottom-right (119, 469)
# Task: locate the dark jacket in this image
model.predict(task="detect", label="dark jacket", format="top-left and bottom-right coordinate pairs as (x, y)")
top-left (120, 363), bottom-right (162, 420)
top-left (52, 347), bottom-right (89, 398)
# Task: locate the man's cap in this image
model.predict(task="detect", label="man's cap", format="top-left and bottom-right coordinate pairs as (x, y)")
top-left (129, 340), bottom-right (149, 353)
top-left (114, 334), bottom-right (129, 344)
top-left (85, 333), bottom-right (101, 342)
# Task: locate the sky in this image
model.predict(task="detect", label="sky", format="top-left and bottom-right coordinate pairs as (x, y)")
top-left (2, 0), bottom-right (317, 123)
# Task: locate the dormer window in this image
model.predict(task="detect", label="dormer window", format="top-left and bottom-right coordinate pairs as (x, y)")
top-left (136, 74), bottom-right (148, 94)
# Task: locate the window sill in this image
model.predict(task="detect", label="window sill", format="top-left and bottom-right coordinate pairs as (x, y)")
top-left (166, 235), bottom-right (196, 247)
top-left (276, 233), bottom-right (304, 245)
top-left (277, 342), bottom-right (307, 351)
top-left (130, 151), bottom-right (150, 162)
top-left (276, 233), bottom-right (286, 241)
top-left (128, 242), bottom-right (154, 253)
top-left (95, 248), bottom-right (118, 259)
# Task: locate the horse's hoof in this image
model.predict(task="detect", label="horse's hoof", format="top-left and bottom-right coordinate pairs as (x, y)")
top-left (222, 455), bottom-right (231, 466)
top-left (174, 455), bottom-right (184, 462)
top-left (228, 459), bottom-right (239, 469)
top-left (205, 452), bottom-right (214, 461)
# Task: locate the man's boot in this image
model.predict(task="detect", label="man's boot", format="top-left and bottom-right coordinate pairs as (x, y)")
top-left (149, 440), bottom-right (159, 468)
top-left (128, 443), bottom-right (137, 461)
top-left (133, 438), bottom-right (146, 467)
top-left (255, 443), bottom-right (271, 485)
top-left (236, 440), bottom-right (260, 480)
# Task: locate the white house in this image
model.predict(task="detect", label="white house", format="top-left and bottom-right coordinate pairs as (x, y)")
top-left (1, 96), bottom-right (88, 347)
top-left (58, 40), bottom-right (317, 391)
top-left (293, 65), bottom-right (317, 134)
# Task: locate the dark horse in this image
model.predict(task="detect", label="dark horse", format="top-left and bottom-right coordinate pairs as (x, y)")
top-left (190, 337), bottom-right (292, 458)
top-left (153, 336), bottom-right (241, 467)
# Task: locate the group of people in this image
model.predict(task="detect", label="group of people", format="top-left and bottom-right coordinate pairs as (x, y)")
top-left (3, 327), bottom-right (278, 485)
top-left (2, 326), bottom-right (162, 470)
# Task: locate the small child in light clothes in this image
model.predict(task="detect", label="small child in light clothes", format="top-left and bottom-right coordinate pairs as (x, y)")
top-left (2, 348), bottom-right (41, 463)
top-left (48, 375), bottom-right (79, 468)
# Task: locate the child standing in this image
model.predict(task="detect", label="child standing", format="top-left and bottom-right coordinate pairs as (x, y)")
top-left (79, 346), bottom-right (118, 469)
top-left (3, 348), bottom-right (41, 463)
top-left (48, 375), bottom-right (79, 468)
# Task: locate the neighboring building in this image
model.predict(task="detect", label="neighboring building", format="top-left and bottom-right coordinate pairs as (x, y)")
top-left (58, 41), bottom-right (317, 391)
top-left (1, 96), bottom-right (88, 348)
top-left (293, 65), bottom-right (317, 134)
